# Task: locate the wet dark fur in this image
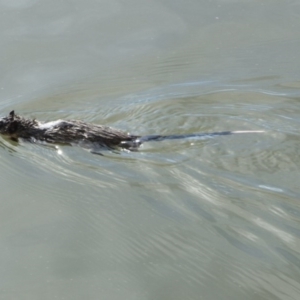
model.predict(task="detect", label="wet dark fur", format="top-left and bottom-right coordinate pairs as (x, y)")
top-left (0, 110), bottom-right (262, 151)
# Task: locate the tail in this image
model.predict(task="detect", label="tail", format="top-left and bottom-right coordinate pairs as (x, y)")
top-left (138, 130), bottom-right (264, 143)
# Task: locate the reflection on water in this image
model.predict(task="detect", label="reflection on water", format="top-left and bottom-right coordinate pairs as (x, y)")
top-left (1, 0), bottom-right (300, 299)
top-left (1, 88), bottom-right (300, 299)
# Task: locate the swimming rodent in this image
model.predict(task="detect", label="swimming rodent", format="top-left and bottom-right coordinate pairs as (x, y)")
top-left (0, 110), bottom-right (264, 151)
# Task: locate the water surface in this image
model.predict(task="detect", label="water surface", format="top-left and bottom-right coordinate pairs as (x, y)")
top-left (0, 0), bottom-right (300, 299)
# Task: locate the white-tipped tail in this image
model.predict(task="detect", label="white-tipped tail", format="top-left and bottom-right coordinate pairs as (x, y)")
top-left (230, 130), bottom-right (265, 134)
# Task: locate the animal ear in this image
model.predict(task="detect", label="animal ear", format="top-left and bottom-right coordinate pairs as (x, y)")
top-left (7, 120), bottom-right (18, 134)
top-left (9, 110), bottom-right (15, 119)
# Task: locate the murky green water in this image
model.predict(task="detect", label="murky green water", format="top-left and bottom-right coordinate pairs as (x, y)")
top-left (0, 0), bottom-right (300, 299)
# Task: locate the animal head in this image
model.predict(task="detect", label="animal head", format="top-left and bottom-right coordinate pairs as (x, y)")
top-left (0, 110), bottom-right (20, 135)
